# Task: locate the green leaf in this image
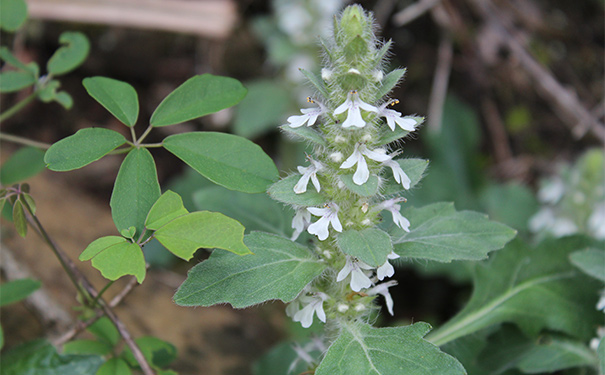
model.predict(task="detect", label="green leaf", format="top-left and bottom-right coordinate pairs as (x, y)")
top-left (120, 226), bottom-right (136, 240)
top-left (0, 278), bottom-right (41, 306)
top-left (315, 322), bottom-right (466, 375)
top-left (279, 124), bottom-right (328, 147)
top-left (391, 202), bottom-right (516, 262)
top-left (12, 199), bottom-right (27, 237)
top-left (479, 182), bottom-right (539, 233)
top-left (87, 317), bottom-right (120, 347)
top-left (145, 190), bottom-right (188, 231)
top-left (47, 32), bottom-right (90, 76)
top-left (267, 174), bottom-right (325, 206)
top-left (375, 68), bottom-right (407, 100)
top-left (381, 158), bottom-right (429, 196)
top-left (163, 132), bottom-right (278, 194)
top-left (96, 358), bottom-right (131, 375)
top-left (570, 247), bottom-right (605, 282)
top-left (233, 80), bottom-right (291, 139)
top-left (62, 340), bottom-right (112, 356)
top-left (110, 148), bottom-right (161, 236)
top-left (122, 336), bottom-right (177, 369)
top-left (83, 77), bottom-right (139, 126)
top-left (44, 128), bottom-right (127, 171)
top-left (0, 71), bottom-right (36, 92)
top-left (37, 79), bottom-right (60, 102)
top-left (153, 211), bottom-right (249, 260)
top-left (0, 147), bottom-right (45, 185)
top-left (0, 339), bottom-right (104, 375)
top-left (426, 237), bottom-right (603, 346)
top-left (0, 0), bottom-right (27, 32)
top-left (193, 185), bottom-right (292, 237)
top-left (478, 326), bottom-right (598, 374)
top-left (340, 174), bottom-right (379, 197)
top-left (377, 116), bottom-right (423, 145)
top-left (150, 74), bottom-right (246, 127)
top-left (253, 340), bottom-right (319, 375)
top-left (337, 228), bottom-right (393, 267)
top-left (54, 90), bottom-right (73, 109)
top-left (80, 236), bottom-right (146, 283)
top-left (599, 337), bottom-right (604, 375)
top-left (174, 232), bottom-right (326, 308)
top-left (299, 68), bottom-right (329, 99)
top-left (0, 47), bottom-right (37, 73)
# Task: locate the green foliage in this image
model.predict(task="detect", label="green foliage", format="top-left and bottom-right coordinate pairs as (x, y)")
top-left (193, 185), bottom-right (293, 237)
top-left (337, 228), bottom-right (393, 267)
top-left (299, 68), bottom-right (329, 99)
top-left (315, 323), bottom-right (466, 375)
top-left (426, 236), bottom-right (603, 346)
top-left (341, 174), bottom-right (379, 196)
top-left (174, 232), bottom-right (326, 308)
top-left (0, 278), bottom-right (41, 306)
top-left (96, 358), bottom-right (131, 375)
top-left (12, 199), bottom-right (27, 237)
top-left (0, 147), bottom-right (45, 185)
top-left (570, 247), bottom-right (605, 282)
top-left (0, 71), bottom-right (36, 92)
top-left (121, 336), bottom-right (177, 369)
top-left (253, 341), bottom-right (315, 375)
top-left (377, 116), bottom-right (423, 145)
top-left (375, 68), bottom-right (407, 101)
top-left (88, 317), bottom-right (120, 347)
top-left (0, 0), bottom-right (27, 32)
top-left (391, 202), bottom-right (516, 262)
top-left (80, 236), bottom-right (146, 283)
top-left (150, 74), bottom-right (246, 127)
top-left (110, 148), bottom-right (161, 236)
top-left (381, 158), bottom-right (429, 196)
top-left (0, 339), bottom-right (104, 375)
top-left (233, 80), bottom-right (292, 138)
top-left (163, 132), bottom-right (278, 194)
top-left (47, 32), bottom-right (90, 76)
top-left (144, 190), bottom-right (188, 231)
top-left (153, 211), bottom-right (250, 259)
top-left (479, 182), bottom-right (539, 233)
top-left (62, 340), bottom-right (112, 356)
top-left (44, 128), bottom-right (126, 171)
top-left (279, 124), bottom-right (328, 147)
top-left (82, 77), bottom-right (139, 127)
top-left (267, 174), bottom-right (325, 206)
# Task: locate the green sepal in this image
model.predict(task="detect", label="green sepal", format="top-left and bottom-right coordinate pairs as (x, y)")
top-left (47, 32), bottom-right (90, 76)
top-left (279, 124), bottom-right (328, 147)
top-left (337, 228), bottom-right (393, 267)
top-left (340, 174), bottom-right (379, 197)
top-left (153, 211), bottom-right (250, 260)
top-left (343, 35), bottom-right (369, 65)
top-left (375, 68), bottom-right (407, 100)
top-left (79, 236), bottom-right (146, 283)
top-left (145, 190), bottom-right (188, 231)
top-left (174, 231), bottom-right (327, 308)
top-left (267, 174), bottom-right (325, 206)
top-left (44, 127), bottom-right (127, 171)
top-left (299, 68), bottom-right (329, 99)
top-left (82, 76), bottom-right (139, 127)
top-left (12, 199), bottom-right (27, 237)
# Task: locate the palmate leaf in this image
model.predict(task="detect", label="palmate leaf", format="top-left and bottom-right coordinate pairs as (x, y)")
top-left (426, 236), bottom-right (603, 347)
top-left (391, 202), bottom-right (516, 262)
top-left (174, 232), bottom-right (326, 308)
top-left (315, 322), bottom-right (466, 375)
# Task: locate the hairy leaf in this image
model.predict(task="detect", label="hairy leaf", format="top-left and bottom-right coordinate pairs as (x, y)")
top-left (381, 158), bottom-right (429, 196)
top-left (377, 116), bottom-right (424, 145)
top-left (337, 228), bottom-right (393, 267)
top-left (83, 77), bottom-right (139, 126)
top-left (375, 68), bottom-right (406, 100)
top-left (154, 211), bottom-right (250, 260)
top-left (315, 322), bottom-right (466, 375)
top-left (279, 124), bottom-right (328, 147)
top-left (268, 174), bottom-right (325, 206)
top-left (174, 232), bottom-right (326, 308)
top-left (122, 336), bottom-right (177, 369)
top-left (163, 132), bottom-right (278, 194)
top-left (391, 202), bottom-right (516, 262)
top-left (150, 74), bottom-right (246, 127)
top-left (340, 174), bottom-right (379, 197)
top-left (44, 128), bottom-right (126, 171)
top-left (570, 247), bottom-right (605, 282)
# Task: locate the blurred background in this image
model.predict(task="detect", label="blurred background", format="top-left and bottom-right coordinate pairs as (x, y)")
top-left (1, 0), bottom-right (603, 374)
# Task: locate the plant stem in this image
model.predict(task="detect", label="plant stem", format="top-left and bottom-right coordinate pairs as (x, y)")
top-left (136, 124), bottom-right (154, 145)
top-left (21, 199), bottom-right (155, 375)
top-left (0, 131), bottom-right (52, 149)
top-left (91, 280), bottom-right (115, 307)
top-left (0, 92), bottom-right (37, 123)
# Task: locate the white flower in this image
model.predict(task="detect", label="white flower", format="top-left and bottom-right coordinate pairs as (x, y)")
top-left (291, 208), bottom-right (311, 241)
top-left (367, 280), bottom-right (398, 315)
top-left (340, 143), bottom-right (391, 185)
top-left (376, 198), bottom-right (410, 231)
top-left (597, 290), bottom-right (605, 311)
top-left (307, 203), bottom-right (342, 241)
top-left (291, 292), bottom-right (329, 328)
top-left (294, 158), bottom-right (324, 194)
top-left (376, 251), bottom-right (401, 281)
top-left (287, 98), bottom-right (326, 128)
top-left (333, 90), bottom-right (377, 128)
top-left (336, 256), bottom-right (373, 292)
top-left (376, 100), bottom-right (416, 131)
top-left (383, 159), bottom-right (411, 189)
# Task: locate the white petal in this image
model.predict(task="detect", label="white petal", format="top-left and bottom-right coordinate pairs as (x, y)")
top-left (340, 149), bottom-right (361, 169)
top-left (314, 301), bottom-right (326, 322)
top-left (333, 100), bottom-right (350, 115)
top-left (385, 116), bottom-right (396, 131)
top-left (337, 261), bottom-right (353, 282)
top-left (358, 100), bottom-right (378, 113)
top-left (395, 117), bottom-right (416, 131)
top-left (363, 147), bottom-right (391, 162)
top-left (377, 261), bottom-right (395, 280)
top-left (350, 269), bottom-right (372, 292)
top-left (294, 173), bottom-right (311, 194)
top-left (384, 291), bottom-right (394, 315)
top-left (308, 216), bottom-right (330, 240)
top-left (391, 209), bottom-right (410, 231)
top-left (330, 213), bottom-right (343, 232)
top-left (287, 114), bottom-right (309, 128)
top-left (343, 106), bottom-right (365, 128)
top-left (352, 155), bottom-right (369, 185)
top-left (307, 207), bottom-right (330, 216)
top-left (294, 304), bottom-right (315, 328)
top-left (310, 174), bottom-right (321, 192)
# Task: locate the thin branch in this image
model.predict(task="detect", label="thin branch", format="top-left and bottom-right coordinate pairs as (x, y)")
top-left (427, 33), bottom-right (453, 132)
top-left (393, 0), bottom-right (442, 26)
top-left (0, 132), bottom-right (51, 149)
top-left (0, 93), bottom-right (37, 123)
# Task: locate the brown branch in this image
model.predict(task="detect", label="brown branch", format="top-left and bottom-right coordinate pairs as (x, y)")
top-left (393, 0), bottom-right (443, 26)
top-left (427, 33), bottom-right (454, 132)
top-left (469, 0), bottom-right (605, 142)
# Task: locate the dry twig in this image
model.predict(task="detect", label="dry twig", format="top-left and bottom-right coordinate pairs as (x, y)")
top-left (393, 0), bottom-right (443, 26)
